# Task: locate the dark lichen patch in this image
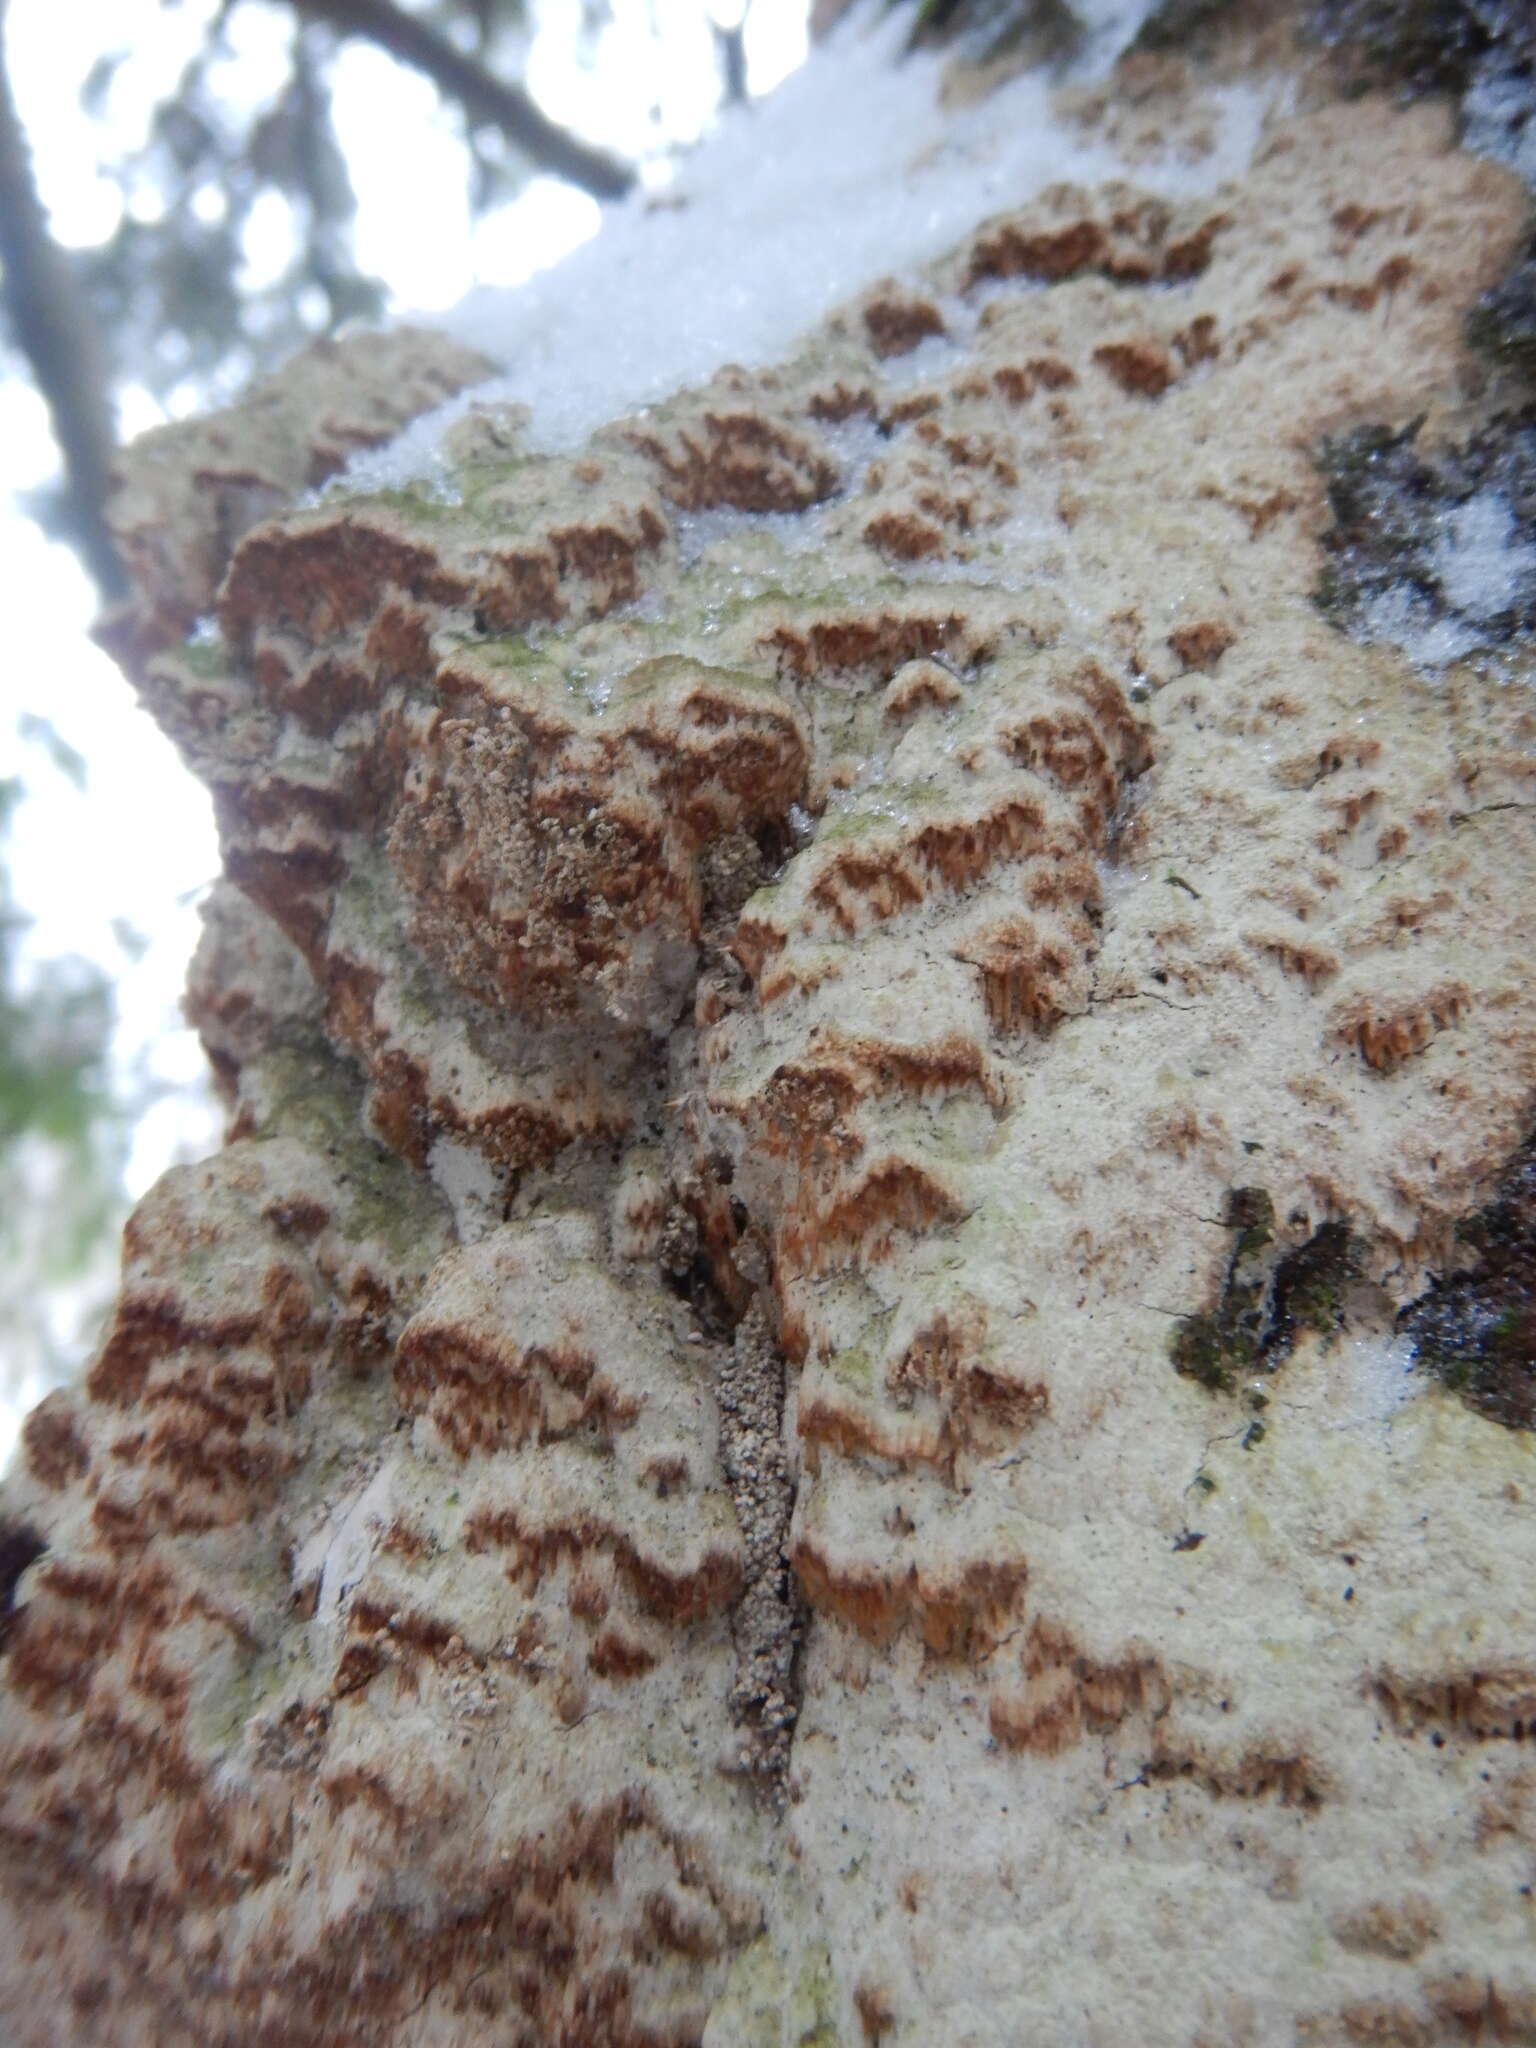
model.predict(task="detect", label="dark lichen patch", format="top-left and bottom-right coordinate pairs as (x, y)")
top-left (1309, 0), bottom-right (1530, 104)
top-left (1267, 1219), bottom-right (1356, 1356)
top-left (1130, 0), bottom-right (1235, 54)
top-left (1172, 1191), bottom-right (1358, 1414)
top-left (1171, 1187), bottom-right (1275, 1394)
top-left (1316, 423), bottom-right (1436, 628)
top-left (903, 0), bottom-right (1244, 62)
top-left (1468, 230), bottom-right (1536, 386)
top-left (1314, 414), bottom-right (1536, 657)
top-left (1400, 1127), bottom-right (1536, 1428)
top-left (902, 0), bottom-right (1083, 66)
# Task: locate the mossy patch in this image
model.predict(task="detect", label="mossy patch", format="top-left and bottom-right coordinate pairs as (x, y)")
top-left (1400, 1126), bottom-right (1536, 1427)
top-left (829, 1341), bottom-right (877, 1395)
top-left (250, 1039), bottom-right (448, 1262)
top-left (1172, 1190), bottom-right (1358, 1434)
top-left (351, 484), bottom-right (462, 525)
top-left (172, 637), bottom-right (235, 680)
top-left (1171, 1187), bottom-right (1276, 1393)
top-left (1266, 1218), bottom-right (1356, 1356)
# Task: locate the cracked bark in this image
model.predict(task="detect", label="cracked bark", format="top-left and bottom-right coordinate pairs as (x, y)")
top-left (713, 1300), bottom-right (805, 1804)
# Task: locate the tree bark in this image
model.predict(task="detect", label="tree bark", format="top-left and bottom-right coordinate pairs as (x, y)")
top-left (5, 16), bottom-right (1536, 2046)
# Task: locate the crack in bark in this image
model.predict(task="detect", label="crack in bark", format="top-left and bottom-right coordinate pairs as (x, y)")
top-left (711, 1298), bottom-right (805, 1809)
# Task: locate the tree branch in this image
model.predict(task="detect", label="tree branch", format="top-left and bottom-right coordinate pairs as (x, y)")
top-left (0, 1), bottom-right (124, 598)
top-left (294, 0), bottom-right (635, 201)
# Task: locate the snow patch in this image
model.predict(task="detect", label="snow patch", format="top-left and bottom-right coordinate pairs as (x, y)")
top-left (1327, 1330), bottom-right (1420, 1443)
top-left (1357, 586), bottom-right (1482, 674)
top-left (345, 9), bottom-right (1271, 489)
top-left (1358, 490), bottom-right (1536, 675)
top-left (1434, 491), bottom-right (1536, 625)
top-left (674, 501), bottom-right (827, 568)
top-left (1462, 57), bottom-right (1536, 190)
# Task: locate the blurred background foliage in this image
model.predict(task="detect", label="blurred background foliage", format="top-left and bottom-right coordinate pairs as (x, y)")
top-left (0, 718), bottom-right (132, 1425)
top-left (64, 0), bottom-right (650, 433)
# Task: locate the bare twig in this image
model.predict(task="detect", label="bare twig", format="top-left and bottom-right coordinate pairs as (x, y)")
top-left (715, 17), bottom-right (749, 107)
top-left (293, 0), bottom-right (634, 200)
top-left (0, 0), bottom-right (124, 597)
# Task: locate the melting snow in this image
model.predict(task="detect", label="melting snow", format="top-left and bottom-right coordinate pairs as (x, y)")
top-left (1434, 491), bottom-right (1536, 624)
top-left (1358, 586), bottom-right (1483, 673)
top-left (1463, 57), bottom-right (1536, 190)
top-left (1359, 489), bottom-right (1536, 675)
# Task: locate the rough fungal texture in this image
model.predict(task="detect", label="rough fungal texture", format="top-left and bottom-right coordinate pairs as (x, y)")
top-left (97, 326), bottom-right (496, 676)
top-left (6, 18), bottom-right (1536, 2048)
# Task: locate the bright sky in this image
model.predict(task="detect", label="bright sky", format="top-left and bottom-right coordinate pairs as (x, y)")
top-left (0, 0), bottom-right (809, 1464)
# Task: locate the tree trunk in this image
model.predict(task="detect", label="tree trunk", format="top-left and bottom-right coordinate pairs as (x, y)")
top-left (4, 15), bottom-right (1536, 2045)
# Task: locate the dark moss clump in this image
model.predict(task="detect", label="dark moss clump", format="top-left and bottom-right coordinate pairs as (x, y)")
top-left (1173, 1192), bottom-right (1358, 1448)
top-left (1266, 1219), bottom-right (1357, 1356)
top-left (1172, 1190), bottom-right (1358, 1424)
top-left (1171, 1187), bottom-right (1276, 1392)
top-left (903, 0), bottom-right (1248, 59)
top-left (1314, 413), bottom-right (1536, 653)
top-left (1130, 0), bottom-right (1237, 55)
top-left (1308, 0), bottom-right (1529, 102)
top-left (1468, 232), bottom-right (1536, 385)
top-left (1400, 1129), bottom-right (1536, 1428)
top-left (902, 0), bottom-right (1082, 63)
